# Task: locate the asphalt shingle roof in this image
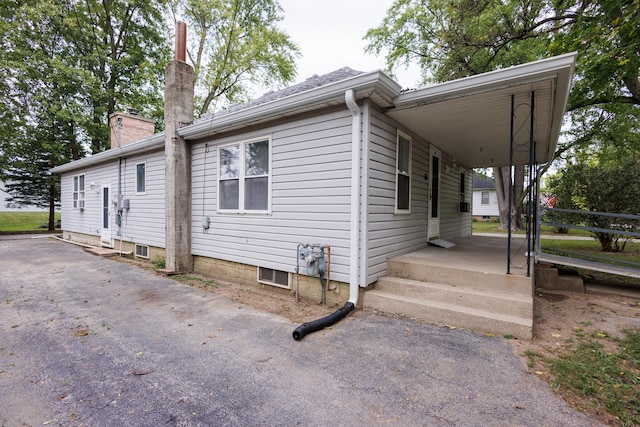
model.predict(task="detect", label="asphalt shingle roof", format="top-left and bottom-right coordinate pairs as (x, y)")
top-left (198, 67), bottom-right (364, 122)
top-left (473, 173), bottom-right (495, 190)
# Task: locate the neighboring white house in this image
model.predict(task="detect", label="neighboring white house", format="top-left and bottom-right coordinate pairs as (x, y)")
top-left (472, 173), bottom-right (499, 219)
top-left (51, 53), bottom-right (576, 307)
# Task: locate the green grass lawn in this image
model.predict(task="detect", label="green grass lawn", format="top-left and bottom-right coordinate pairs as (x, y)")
top-left (540, 238), bottom-right (640, 265)
top-left (472, 220), bottom-right (592, 237)
top-left (0, 211), bottom-right (61, 232)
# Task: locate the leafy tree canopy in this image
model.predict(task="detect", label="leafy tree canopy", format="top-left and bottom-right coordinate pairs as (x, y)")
top-left (365, 0), bottom-right (639, 112)
top-left (170, 0), bottom-right (300, 116)
top-left (365, 0), bottom-right (640, 231)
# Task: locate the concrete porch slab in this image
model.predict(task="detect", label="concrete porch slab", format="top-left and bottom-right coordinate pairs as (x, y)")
top-left (396, 235), bottom-right (532, 277)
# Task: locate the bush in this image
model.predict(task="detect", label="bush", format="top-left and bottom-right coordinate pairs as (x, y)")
top-left (151, 255), bottom-right (165, 269)
top-left (547, 158), bottom-right (640, 252)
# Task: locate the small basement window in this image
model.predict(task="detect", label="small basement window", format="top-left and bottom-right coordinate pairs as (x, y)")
top-left (135, 244), bottom-right (149, 259)
top-left (258, 267), bottom-right (289, 289)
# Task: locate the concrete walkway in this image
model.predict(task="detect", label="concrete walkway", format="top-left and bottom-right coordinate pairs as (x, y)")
top-left (0, 236), bottom-right (600, 426)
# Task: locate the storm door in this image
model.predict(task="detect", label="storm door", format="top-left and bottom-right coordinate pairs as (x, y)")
top-left (428, 148), bottom-right (441, 239)
top-left (101, 185), bottom-right (113, 247)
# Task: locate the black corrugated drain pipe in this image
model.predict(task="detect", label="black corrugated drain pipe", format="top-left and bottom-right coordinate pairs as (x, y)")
top-left (292, 302), bottom-right (355, 341)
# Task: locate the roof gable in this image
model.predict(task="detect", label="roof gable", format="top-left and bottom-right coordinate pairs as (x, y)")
top-left (473, 173), bottom-right (495, 190)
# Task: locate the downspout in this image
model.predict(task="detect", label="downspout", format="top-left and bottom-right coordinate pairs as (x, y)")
top-left (345, 88), bottom-right (361, 307)
top-left (291, 89), bottom-right (360, 340)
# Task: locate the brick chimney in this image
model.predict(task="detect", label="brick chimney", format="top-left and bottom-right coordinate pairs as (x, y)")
top-left (109, 111), bottom-right (155, 149)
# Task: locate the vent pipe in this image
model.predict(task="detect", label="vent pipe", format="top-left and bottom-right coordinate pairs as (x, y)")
top-left (175, 21), bottom-right (187, 62)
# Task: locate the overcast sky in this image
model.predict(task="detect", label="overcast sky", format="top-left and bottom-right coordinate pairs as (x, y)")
top-left (277, 0), bottom-right (422, 88)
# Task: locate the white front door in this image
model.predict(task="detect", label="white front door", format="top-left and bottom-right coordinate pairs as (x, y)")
top-left (428, 148), bottom-right (441, 240)
top-left (101, 185), bottom-right (113, 247)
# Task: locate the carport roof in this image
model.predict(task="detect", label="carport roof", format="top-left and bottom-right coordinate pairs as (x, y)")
top-left (386, 52), bottom-right (576, 168)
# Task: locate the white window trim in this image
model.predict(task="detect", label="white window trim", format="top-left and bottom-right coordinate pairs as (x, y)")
top-left (135, 162), bottom-right (146, 195)
top-left (134, 244), bottom-right (149, 259)
top-left (217, 136), bottom-right (272, 214)
top-left (481, 191), bottom-right (490, 205)
top-left (72, 174), bottom-right (85, 210)
top-left (257, 266), bottom-right (290, 289)
top-left (395, 131), bottom-right (412, 214)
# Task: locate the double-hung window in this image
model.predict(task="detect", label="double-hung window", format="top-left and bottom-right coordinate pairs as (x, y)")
top-left (481, 191), bottom-right (490, 205)
top-left (218, 137), bottom-right (271, 213)
top-left (395, 132), bottom-right (412, 213)
top-left (73, 174), bottom-right (85, 209)
top-left (136, 162), bottom-right (146, 194)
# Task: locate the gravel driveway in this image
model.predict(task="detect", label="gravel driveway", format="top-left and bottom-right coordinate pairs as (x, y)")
top-left (0, 236), bottom-right (599, 426)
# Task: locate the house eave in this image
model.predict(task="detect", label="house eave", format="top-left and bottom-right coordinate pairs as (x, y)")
top-left (178, 70), bottom-right (401, 141)
top-left (50, 133), bottom-right (165, 174)
top-left (386, 52), bottom-right (577, 168)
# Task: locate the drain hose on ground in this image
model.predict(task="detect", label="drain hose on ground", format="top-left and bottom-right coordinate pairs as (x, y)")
top-left (292, 302), bottom-right (355, 341)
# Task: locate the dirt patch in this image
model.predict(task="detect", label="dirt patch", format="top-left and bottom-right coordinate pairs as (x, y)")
top-left (507, 287), bottom-right (640, 426)
top-left (118, 257), bottom-right (335, 324)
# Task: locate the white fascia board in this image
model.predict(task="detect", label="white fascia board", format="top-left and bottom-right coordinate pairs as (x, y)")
top-left (50, 133), bottom-right (165, 174)
top-left (545, 53), bottom-right (577, 162)
top-left (178, 71), bottom-right (402, 141)
top-left (393, 52), bottom-right (577, 109)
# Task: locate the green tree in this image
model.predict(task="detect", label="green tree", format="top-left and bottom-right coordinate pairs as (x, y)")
top-left (548, 156), bottom-right (640, 252)
top-left (1, 0), bottom-right (169, 229)
top-left (62, 0), bottom-right (171, 153)
top-left (170, 0), bottom-right (300, 116)
top-left (365, 0), bottom-right (640, 230)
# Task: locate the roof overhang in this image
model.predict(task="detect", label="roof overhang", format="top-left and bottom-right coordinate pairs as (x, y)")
top-left (178, 71), bottom-right (401, 140)
top-left (386, 52), bottom-right (577, 168)
top-left (50, 133), bottom-right (165, 174)
top-left (51, 54), bottom-right (575, 175)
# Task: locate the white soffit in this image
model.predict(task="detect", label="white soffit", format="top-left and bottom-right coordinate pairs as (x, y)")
top-left (386, 53), bottom-right (577, 168)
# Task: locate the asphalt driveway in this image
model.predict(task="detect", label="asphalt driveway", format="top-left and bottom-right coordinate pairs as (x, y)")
top-left (0, 236), bottom-right (599, 426)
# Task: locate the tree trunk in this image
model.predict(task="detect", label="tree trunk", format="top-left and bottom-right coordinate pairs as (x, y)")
top-left (494, 166), bottom-right (525, 231)
top-left (48, 184), bottom-right (56, 231)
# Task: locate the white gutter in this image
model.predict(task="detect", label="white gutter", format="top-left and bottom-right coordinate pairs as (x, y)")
top-left (50, 133), bottom-right (165, 174)
top-left (393, 52), bottom-right (577, 109)
top-left (345, 89), bottom-right (361, 305)
top-left (179, 71), bottom-right (400, 141)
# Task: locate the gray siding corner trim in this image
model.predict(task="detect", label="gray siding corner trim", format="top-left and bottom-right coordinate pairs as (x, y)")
top-left (365, 109), bottom-right (429, 284)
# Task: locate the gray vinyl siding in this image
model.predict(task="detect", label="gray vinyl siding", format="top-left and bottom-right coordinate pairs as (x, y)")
top-left (365, 108), bottom-right (429, 283)
top-left (58, 149), bottom-right (166, 248)
top-left (191, 108), bottom-right (354, 283)
top-left (439, 157), bottom-right (473, 240)
top-left (60, 162), bottom-right (117, 240)
top-left (119, 150), bottom-right (166, 248)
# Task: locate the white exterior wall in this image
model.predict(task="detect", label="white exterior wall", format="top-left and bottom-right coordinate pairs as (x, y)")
top-left (472, 189), bottom-right (499, 217)
top-left (365, 108), bottom-right (429, 283)
top-left (191, 108), bottom-right (354, 283)
top-left (59, 149), bottom-right (165, 248)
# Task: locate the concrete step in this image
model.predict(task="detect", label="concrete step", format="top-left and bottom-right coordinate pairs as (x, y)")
top-left (388, 257), bottom-right (532, 296)
top-left (364, 289), bottom-right (533, 339)
top-left (374, 276), bottom-right (533, 318)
